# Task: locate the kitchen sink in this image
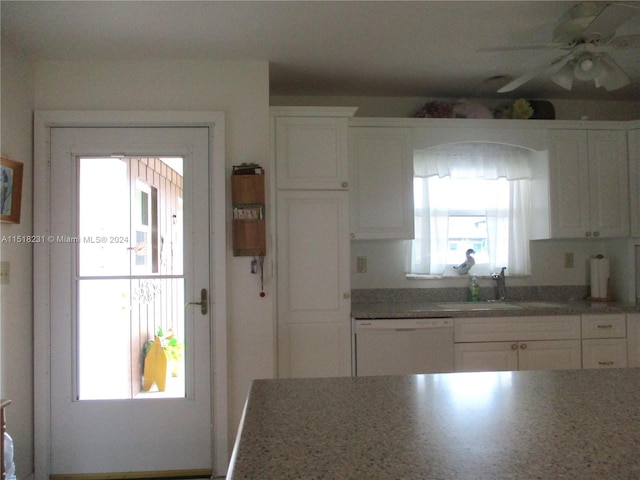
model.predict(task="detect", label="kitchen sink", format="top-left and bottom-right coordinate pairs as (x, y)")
top-left (435, 301), bottom-right (567, 311)
top-left (436, 302), bottom-right (521, 311)
top-left (513, 301), bottom-right (566, 309)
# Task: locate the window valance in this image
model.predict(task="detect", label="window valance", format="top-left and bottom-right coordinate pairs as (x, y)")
top-left (414, 142), bottom-right (534, 180)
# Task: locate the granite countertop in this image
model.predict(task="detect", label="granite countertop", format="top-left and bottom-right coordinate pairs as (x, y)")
top-left (227, 369), bottom-right (640, 479)
top-left (351, 299), bottom-right (640, 319)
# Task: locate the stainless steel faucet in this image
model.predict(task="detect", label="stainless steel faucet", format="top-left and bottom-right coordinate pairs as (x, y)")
top-left (491, 267), bottom-right (507, 300)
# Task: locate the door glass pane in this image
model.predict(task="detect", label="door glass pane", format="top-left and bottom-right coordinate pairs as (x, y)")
top-left (78, 158), bottom-right (130, 276)
top-left (76, 156), bottom-right (185, 400)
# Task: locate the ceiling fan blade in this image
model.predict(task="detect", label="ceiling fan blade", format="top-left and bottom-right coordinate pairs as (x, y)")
top-left (584, 2), bottom-right (637, 41)
top-left (606, 33), bottom-right (640, 49)
top-left (497, 54), bottom-right (572, 93)
top-left (595, 52), bottom-right (631, 90)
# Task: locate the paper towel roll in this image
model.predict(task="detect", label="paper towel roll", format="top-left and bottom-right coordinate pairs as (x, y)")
top-left (590, 257), bottom-right (610, 299)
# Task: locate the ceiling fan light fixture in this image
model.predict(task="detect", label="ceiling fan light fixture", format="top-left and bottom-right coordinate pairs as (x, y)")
top-left (594, 54), bottom-right (631, 90)
top-left (573, 54), bottom-right (603, 81)
top-left (550, 62), bottom-right (575, 90)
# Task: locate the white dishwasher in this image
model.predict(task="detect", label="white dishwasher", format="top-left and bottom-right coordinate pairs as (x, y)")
top-left (354, 318), bottom-right (454, 376)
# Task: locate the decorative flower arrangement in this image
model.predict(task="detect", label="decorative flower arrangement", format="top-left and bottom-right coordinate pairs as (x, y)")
top-left (415, 101), bottom-right (454, 118)
top-left (502, 99), bottom-right (534, 120)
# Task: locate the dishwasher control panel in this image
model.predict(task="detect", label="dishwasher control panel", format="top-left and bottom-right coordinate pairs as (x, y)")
top-left (355, 318), bottom-right (453, 330)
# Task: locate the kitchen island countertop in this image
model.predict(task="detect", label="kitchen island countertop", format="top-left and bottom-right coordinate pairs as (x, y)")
top-left (227, 369), bottom-right (640, 479)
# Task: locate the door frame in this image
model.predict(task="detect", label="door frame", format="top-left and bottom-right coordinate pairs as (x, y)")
top-left (33, 111), bottom-right (228, 478)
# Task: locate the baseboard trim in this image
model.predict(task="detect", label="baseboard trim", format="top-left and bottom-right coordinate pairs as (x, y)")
top-left (50, 469), bottom-right (212, 480)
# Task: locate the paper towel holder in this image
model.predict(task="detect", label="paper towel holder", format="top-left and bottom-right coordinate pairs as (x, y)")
top-left (587, 254), bottom-right (613, 302)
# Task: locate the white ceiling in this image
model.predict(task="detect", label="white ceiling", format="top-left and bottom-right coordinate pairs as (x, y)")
top-left (2, 1), bottom-right (640, 100)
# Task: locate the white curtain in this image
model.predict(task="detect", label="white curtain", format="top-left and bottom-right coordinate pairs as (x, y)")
top-left (411, 142), bottom-right (533, 276)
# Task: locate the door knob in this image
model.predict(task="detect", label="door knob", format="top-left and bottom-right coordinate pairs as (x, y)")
top-left (186, 288), bottom-right (208, 315)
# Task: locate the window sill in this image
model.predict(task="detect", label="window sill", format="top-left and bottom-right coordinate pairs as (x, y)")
top-left (406, 273), bottom-right (531, 280)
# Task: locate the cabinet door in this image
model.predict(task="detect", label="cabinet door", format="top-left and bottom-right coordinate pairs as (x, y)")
top-left (454, 342), bottom-right (518, 372)
top-left (549, 130), bottom-right (591, 238)
top-left (281, 323), bottom-right (351, 378)
top-left (627, 313), bottom-right (640, 368)
top-left (582, 338), bottom-right (628, 369)
top-left (627, 129), bottom-right (640, 237)
top-left (518, 340), bottom-right (582, 371)
top-left (348, 127), bottom-right (414, 239)
top-left (276, 190), bottom-right (351, 378)
top-left (275, 117), bottom-right (349, 190)
top-left (549, 129), bottom-right (629, 238)
top-left (587, 130), bottom-right (629, 237)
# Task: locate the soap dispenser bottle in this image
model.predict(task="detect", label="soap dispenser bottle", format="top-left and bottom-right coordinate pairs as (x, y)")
top-left (468, 276), bottom-right (480, 302)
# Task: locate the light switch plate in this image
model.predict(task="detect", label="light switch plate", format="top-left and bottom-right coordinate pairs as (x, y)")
top-left (564, 252), bottom-right (574, 269)
top-left (0, 261), bottom-right (9, 284)
top-left (356, 256), bottom-right (367, 273)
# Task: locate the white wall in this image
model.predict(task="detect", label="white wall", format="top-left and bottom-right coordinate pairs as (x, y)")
top-left (33, 59), bottom-right (273, 455)
top-left (0, 39), bottom-right (36, 479)
top-left (349, 237), bottom-right (622, 291)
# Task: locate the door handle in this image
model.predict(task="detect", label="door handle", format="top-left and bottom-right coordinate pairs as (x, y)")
top-left (186, 288), bottom-right (208, 315)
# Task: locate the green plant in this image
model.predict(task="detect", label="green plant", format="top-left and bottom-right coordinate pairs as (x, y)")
top-left (144, 326), bottom-right (183, 363)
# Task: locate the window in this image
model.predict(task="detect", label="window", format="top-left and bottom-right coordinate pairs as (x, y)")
top-left (411, 142), bottom-right (533, 277)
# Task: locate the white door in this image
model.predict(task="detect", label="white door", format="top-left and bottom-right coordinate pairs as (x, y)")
top-left (44, 125), bottom-right (217, 475)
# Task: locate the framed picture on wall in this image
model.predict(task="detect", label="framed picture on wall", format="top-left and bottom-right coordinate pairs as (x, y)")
top-left (1, 156), bottom-right (24, 224)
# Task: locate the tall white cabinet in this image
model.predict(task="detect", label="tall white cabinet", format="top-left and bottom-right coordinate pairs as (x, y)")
top-left (549, 129), bottom-right (629, 238)
top-left (272, 107), bottom-right (356, 378)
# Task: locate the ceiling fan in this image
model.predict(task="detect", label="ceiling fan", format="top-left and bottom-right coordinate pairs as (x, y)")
top-left (479, 2), bottom-right (640, 93)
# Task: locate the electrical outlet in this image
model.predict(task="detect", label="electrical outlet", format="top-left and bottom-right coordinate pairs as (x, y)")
top-left (564, 252), bottom-right (574, 269)
top-left (356, 256), bottom-right (367, 273)
top-left (0, 261), bottom-right (9, 284)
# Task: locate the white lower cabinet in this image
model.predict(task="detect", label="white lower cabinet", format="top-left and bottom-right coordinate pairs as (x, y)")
top-left (582, 339), bottom-right (628, 369)
top-left (628, 313), bottom-right (640, 368)
top-left (454, 315), bottom-right (582, 372)
top-left (519, 340), bottom-right (582, 370)
top-left (581, 314), bottom-right (627, 369)
top-left (455, 342), bottom-right (517, 372)
top-left (455, 340), bottom-right (581, 372)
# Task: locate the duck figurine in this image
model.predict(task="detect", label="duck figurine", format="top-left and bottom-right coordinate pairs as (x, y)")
top-left (453, 248), bottom-right (476, 275)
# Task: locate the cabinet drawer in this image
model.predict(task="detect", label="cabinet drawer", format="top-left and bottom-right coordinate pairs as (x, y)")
top-left (582, 338), bottom-right (628, 369)
top-left (581, 314), bottom-right (626, 339)
top-left (454, 316), bottom-right (581, 343)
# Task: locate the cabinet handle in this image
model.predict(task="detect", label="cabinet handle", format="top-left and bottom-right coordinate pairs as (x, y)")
top-left (520, 343), bottom-right (527, 350)
top-left (593, 231), bottom-right (600, 237)
top-left (343, 292), bottom-right (351, 299)
top-left (341, 181), bottom-right (348, 189)
top-left (511, 344), bottom-right (518, 350)
top-left (597, 324), bottom-right (613, 329)
top-left (350, 233), bottom-right (355, 240)
top-left (598, 361), bottom-right (614, 366)
top-left (585, 231), bottom-right (592, 237)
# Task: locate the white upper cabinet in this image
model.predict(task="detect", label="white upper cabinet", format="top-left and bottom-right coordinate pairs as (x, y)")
top-left (629, 129), bottom-right (640, 237)
top-left (274, 109), bottom-right (356, 190)
top-left (549, 129), bottom-right (629, 238)
top-left (348, 127), bottom-right (414, 239)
